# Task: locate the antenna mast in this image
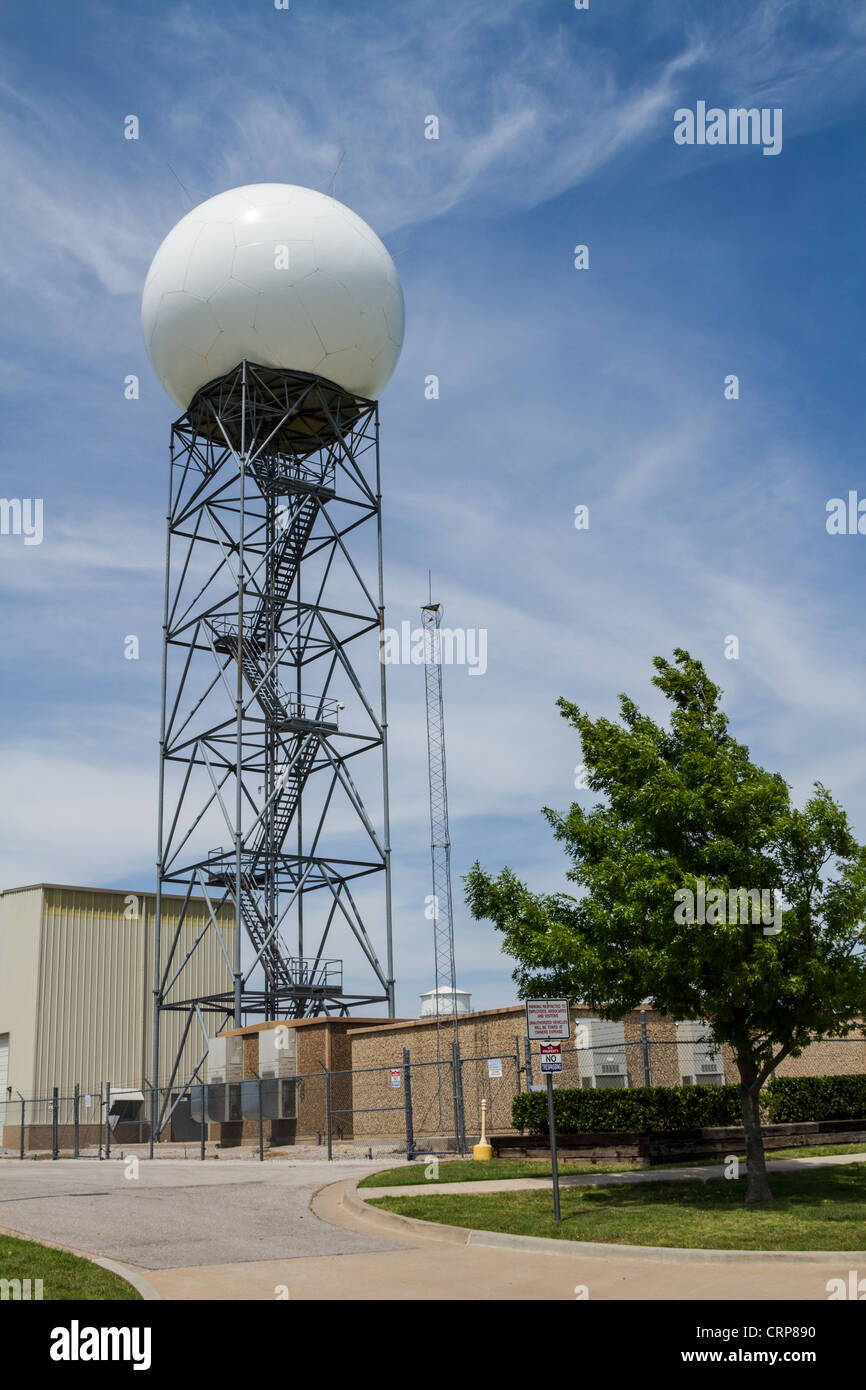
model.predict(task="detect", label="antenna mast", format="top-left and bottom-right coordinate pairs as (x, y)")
top-left (422, 586), bottom-right (459, 1129)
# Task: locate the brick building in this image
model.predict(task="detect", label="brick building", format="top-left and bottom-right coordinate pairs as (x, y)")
top-left (207, 1004), bottom-right (866, 1148)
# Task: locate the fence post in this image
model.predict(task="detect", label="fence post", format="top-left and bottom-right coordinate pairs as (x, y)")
top-left (74, 1084), bottom-right (80, 1159)
top-left (149, 1081), bottom-right (156, 1160)
top-left (450, 1042), bottom-right (461, 1155)
top-left (546, 1073), bottom-right (562, 1223)
top-left (403, 1048), bottom-right (415, 1160)
top-left (524, 1035), bottom-right (534, 1089)
top-left (200, 1085), bottom-right (206, 1161)
top-left (258, 1074), bottom-right (264, 1161)
top-left (641, 1008), bottom-right (651, 1087)
top-left (451, 1039), bottom-right (466, 1156)
top-left (52, 1086), bottom-right (59, 1160)
top-left (324, 1066), bottom-right (332, 1161)
top-left (19, 1097), bottom-right (25, 1160)
top-left (105, 1081), bottom-right (111, 1160)
top-left (515, 1035), bottom-right (525, 1134)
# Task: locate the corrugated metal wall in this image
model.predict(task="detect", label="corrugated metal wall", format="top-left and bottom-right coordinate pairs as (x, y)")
top-left (0, 885), bottom-right (45, 1097)
top-left (33, 887), bottom-right (234, 1095)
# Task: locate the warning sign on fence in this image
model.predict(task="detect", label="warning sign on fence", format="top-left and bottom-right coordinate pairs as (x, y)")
top-left (390, 1069), bottom-right (401, 1088)
top-left (525, 998), bottom-right (571, 1040)
top-left (487, 1058), bottom-right (502, 1078)
top-left (539, 1043), bottom-right (563, 1074)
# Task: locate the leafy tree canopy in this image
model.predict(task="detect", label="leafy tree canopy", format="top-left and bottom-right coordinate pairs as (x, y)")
top-left (465, 651), bottom-right (866, 1200)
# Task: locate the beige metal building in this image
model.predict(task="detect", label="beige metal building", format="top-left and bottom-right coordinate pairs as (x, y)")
top-left (0, 882), bottom-right (234, 1139)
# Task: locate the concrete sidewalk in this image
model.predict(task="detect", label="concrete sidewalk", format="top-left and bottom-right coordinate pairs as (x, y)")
top-left (361, 1150), bottom-right (866, 1198)
top-left (143, 1174), bottom-right (863, 1302)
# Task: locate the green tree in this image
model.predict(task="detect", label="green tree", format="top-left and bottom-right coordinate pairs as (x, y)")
top-left (465, 650), bottom-right (866, 1203)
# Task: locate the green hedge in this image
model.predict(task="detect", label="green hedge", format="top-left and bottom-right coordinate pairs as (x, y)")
top-left (766, 1074), bottom-right (866, 1124)
top-left (512, 1083), bottom-right (742, 1134)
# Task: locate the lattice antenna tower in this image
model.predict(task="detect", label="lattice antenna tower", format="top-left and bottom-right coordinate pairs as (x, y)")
top-left (422, 582), bottom-right (460, 1078)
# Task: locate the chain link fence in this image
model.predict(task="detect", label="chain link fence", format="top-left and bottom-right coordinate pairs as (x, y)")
top-left (4, 1034), bottom-right (864, 1160)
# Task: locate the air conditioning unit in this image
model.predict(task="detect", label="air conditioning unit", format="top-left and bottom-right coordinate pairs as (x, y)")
top-left (201, 1034), bottom-right (245, 1121)
top-left (676, 1021), bottom-right (724, 1086)
top-left (258, 1025), bottom-right (297, 1079)
top-left (574, 1020), bottom-right (629, 1089)
top-left (213, 1082), bottom-right (243, 1122)
top-left (240, 1076), bottom-right (298, 1120)
top-left (190, 1082), bottom-right (242, 1123)
top-left (208, 1034), bottom-right (244, 1084)
top-left (590, 1059), bottom-right (628, 1090)
top-left (269, 1078), bottom-right (297, 1120)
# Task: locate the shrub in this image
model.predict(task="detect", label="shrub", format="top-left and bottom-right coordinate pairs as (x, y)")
top-left (766, 1073), bottom-right (866, 1124)
top-left (512, 1083), bottom-right (742, 1134)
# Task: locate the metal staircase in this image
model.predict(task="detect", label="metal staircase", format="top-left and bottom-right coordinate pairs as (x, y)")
top-left (205, 476), bottom-right (338, 1005)
top-left (232, 865), bottom-right (296, 995)
top-left (211, 625), bottom-right (289, 725)
top-left (267, 735), bottom-right (319, 852)
top-left (252, 491), bottom-right (319, 641)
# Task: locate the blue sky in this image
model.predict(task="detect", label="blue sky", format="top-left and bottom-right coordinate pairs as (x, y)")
top-left (1, 0), bottom-right (865, 1016)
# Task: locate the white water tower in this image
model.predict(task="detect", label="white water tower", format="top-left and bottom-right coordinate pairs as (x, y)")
top-left (419, 986), bottom-right (472, 1019)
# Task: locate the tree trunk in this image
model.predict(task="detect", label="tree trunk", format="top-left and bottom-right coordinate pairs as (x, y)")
top-left (739, 1060), bottom-right (773, 1204)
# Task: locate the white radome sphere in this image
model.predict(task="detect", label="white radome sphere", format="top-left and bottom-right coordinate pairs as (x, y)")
top-left (141, 183), bottom-right (404, 409)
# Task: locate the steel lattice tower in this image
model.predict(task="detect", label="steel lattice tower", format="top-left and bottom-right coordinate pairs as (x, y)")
top-left (151, 363), bottom-right (395, 1135)
top-left (422, 598), bottom-right (459, 1127)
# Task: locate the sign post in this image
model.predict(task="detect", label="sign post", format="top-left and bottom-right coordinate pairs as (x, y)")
top-left (546, 1072), bottom-right (561, 1222)
top-left (526, 1000), bottom-right (570, 1224)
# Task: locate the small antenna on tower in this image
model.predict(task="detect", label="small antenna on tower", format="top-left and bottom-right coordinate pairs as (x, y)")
top-left (166, 163), bottom-right (195, 208)
top-left (328, 150), bottom-right (346, 197)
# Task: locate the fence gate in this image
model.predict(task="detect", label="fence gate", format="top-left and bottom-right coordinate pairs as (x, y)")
top-left (458, 1048), bottom-right (522, 1143)
top-left (325, 1061), bottom-right (409, 1159)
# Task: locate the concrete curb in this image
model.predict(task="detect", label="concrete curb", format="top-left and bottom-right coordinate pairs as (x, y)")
top-left (341, 1183), bottom-right (467, 1244)
top-left (0, 1223), bottom-right (163, 1301)
top-left (344, 1182), bottom-right (866, 1265)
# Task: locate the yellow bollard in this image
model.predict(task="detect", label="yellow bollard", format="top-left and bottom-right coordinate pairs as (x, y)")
top-left (472, 1098), bottom-right (493, 1161)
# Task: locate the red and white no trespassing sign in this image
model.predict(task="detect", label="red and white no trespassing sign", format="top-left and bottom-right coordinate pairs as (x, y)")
top-left (540, 1043), bottom-right (563, 1073)
top-left (525, 998), bottom-right (571, 1040)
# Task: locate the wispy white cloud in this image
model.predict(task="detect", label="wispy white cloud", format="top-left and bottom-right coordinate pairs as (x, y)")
top-left (1, 0), bottom-right (865, 1015)
top-left (3, 0), bottom-right (864, 341)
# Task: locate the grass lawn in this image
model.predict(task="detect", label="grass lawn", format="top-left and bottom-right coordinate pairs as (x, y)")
top-left (358, 1157), bottom-right (645, 1188)
top-left (359, 1142), bottom-right (866, 1189)
top-left (0, 1233), bottom-right (141, 1300)
top-left (368, 1165), bottom-right (866, 1250)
